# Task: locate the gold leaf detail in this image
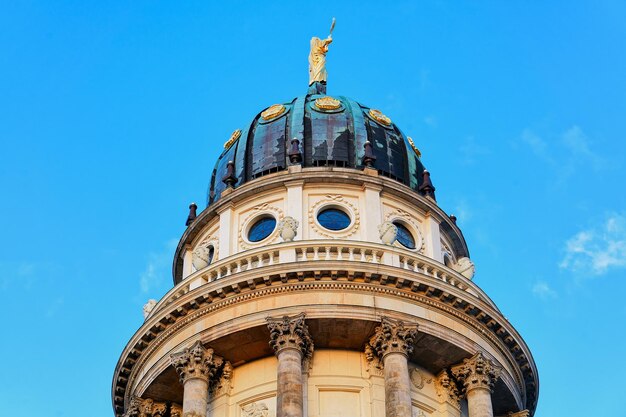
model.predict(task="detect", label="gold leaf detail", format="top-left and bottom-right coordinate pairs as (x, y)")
top-left (223, 129), bottom-right (242, 150)
top-left (369, 109), bottom-right (392, 126)
top-left (314, 96), bottom-right (341, 110)
top-left (407, 136), bottom-right (421, 157)
top-left (261, 104), bottom-right (286, 121)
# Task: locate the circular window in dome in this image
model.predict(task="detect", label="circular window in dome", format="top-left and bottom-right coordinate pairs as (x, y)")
top-left (248, 216), bottom-right (277, 242)
top-left (317, 208), bottom-right (351, 231)
top-left (394, 221), bottom-right (416, 249)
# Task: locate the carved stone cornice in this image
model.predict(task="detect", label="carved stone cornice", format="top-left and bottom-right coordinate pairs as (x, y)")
top-left (123, 397), bottom-right (167, 417)
top-left (170, 340), bottom-right (224, 384)
top-left (451, 352), bottom-right (502, 394)
top-left (266, 313), bottom-right (314, 360)
top-left (435, 370), bottom-right (461, 410)
top-left (368, 316), bottom-right (418, 360)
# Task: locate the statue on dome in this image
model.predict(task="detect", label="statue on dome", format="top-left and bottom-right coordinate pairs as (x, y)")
top-left (309, 18), bottom-right (335, 85)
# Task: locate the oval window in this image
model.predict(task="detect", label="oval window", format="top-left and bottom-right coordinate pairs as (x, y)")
top-left (394, 221), bottom-right (416, 249)
top-left (317, 208), bottom-right (351, 231)
top-left (248, 216), bottom-right (276, 242)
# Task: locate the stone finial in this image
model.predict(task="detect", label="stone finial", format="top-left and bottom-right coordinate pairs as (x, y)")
top-left (508, 411), bottom-right (530, 417)
top-left (418, 169), bottom-right (436, 200)
top-left (435, 370), bottom-right (461, 409)
top-left (450, 352), bottom-right (502, 394)
top-left (449, 214), bottom-right (457, 224)
top-left (266, 313), bottom-right (314, 360)
top-left (368, 317), bottom-right (418, 360)
top-left (170, 340), bottom-right (224, 385)
top-left (186, 203), bottom-right (198, 226)
top-left (278, 216), bottom-right (299, 242)
top-left (142, 299), bottom-right (157, 320)
top-left (170, 404), bottom-right (182, 417)
top-left (363, 141), bottom-right (377, 168)
top-left (221, 160), bottom-right (238, 188)
top-left (378, 221), bottom-right (398, 245)
top-left (288, 138), bottom-right (303, 164)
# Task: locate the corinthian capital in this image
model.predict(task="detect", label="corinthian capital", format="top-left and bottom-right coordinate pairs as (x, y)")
top-left (170, 404), bottom-right (182, 417)
top-left (266, 313), bottom-right (314, 359)
top-left (170, 340), bottom-right (224, 384)
top-left (368, 317), bottom-right (418, 360)
top-left (123, 397), bottom-right (167, 417)
top-left (434, 371), bottom-right (460, 410)
top-left (450, 352), bottom-right (502, 394)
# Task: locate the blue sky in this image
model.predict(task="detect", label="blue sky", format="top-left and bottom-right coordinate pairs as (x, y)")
top-left (1, 2), bottom-right (625, 416)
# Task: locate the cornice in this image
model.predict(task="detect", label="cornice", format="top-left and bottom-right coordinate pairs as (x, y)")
top-left (113, 260), bottom-right (538, 417)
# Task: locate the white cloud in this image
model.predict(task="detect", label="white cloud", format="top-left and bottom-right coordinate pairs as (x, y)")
top-left (532, 281), bottom-right (558, 299)
top-left (559, 213), bottom-right (626, 275)
top-left (139, 239), bottom-right (178, 294)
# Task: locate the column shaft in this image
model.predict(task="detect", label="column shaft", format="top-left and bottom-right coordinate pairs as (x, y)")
top-left (276, 348), bottom-right (304, 417)
top-left (182, 378), bottom-right (209, 417)
top-left (466, 388), bottom-right (493, 417)
top-left (383, 352), bottom-right (412, 417)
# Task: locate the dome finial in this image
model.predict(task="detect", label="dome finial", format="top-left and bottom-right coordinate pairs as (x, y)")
top-left (308, 18), bottom-right (335, 92)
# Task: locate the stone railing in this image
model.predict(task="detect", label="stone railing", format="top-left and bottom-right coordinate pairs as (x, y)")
top-left (148, 240), bottom-right (493, 318)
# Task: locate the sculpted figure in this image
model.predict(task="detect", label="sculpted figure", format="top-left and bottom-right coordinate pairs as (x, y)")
top-left (192, 245), bottom-right (211, 270)
top-left (378, 221), bottom-right (398, 245)
top-left (278, 216), bottom-right (299, 242)
top-left (451, 257), bottom-right (475, 280)
top-left (142, 299), bottom-right (157, 319)
top-left (308, 19), bottom-right (335, 85)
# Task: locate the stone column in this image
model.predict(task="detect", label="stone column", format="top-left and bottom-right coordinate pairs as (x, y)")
top-left (267, 313), bottom-right (314, 417)
top-left (450, 352), bottom-right (502, 417)
top-left (367, 317), bottom-right (418, 417)
top-left (170, 341), bottom-right (225, 417)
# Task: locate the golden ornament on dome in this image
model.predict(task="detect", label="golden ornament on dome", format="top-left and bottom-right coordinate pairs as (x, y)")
top-left (314, 96), bottom-right (341, 110)
top-left (368, 109), bottom-right (392, 126)
top-left (261, 104), bottom-right (286, 121)
top-left (407, 136), bottom-right (422, 158)
top-left (223, 129), bottom-right (242, 150)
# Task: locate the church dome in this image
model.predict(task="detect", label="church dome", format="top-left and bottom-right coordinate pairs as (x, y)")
top-left (208, 85), bottom-right (431, 205)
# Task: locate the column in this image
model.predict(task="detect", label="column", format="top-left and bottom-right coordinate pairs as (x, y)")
top-left (450, 352), bottom-right (502, 417)
top-left (362, 184), bottom-right (383, 242)
top-left (267, 313), bottom-right (314, 417)
top-left (170, 341), bottom-right (225, 417)
top-left (367, 317), bottom-right (418, 417)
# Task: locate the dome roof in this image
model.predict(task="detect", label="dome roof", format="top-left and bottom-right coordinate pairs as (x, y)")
top-left (208, 84), bottom-right (433, 205)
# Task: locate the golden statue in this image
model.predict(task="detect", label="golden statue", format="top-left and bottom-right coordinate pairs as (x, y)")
top-left (309, 18), bottom-right (335, 85)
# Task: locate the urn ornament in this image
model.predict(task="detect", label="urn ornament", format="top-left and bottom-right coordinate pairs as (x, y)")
top-left (378, 221), bottom-right (398, 245)
top-left (278, 216), bottom-right (299, 242)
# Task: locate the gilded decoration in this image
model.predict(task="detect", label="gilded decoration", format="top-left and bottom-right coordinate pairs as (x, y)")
top-left (261, 104), bottom-right (286, 121)
top-left (407, 136), bottom-right (422, 158)
top-left (314, 96), bottom-right (341, 110)
top-left (223, 129), bottom-right (242, 150)
top-left (368, 109), bottom-right (392, 126)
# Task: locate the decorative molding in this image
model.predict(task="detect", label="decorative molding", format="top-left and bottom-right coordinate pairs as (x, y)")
top-left (368, 316), bottom-right (418, 360)
top-left (170, 340), bottom-right (224, 385)
top-left (266, 313), bottom-right (314, 360)
top-left (435, 370), bottom-right (461, 410)
top-left (410, 367), bottom-right (432, 390)
top-left (451, 352), bottom-right (502, 395)
top-left (309, 194), bottom-right (360, 238)
top-left (242, 401), bottom-right (273, 417)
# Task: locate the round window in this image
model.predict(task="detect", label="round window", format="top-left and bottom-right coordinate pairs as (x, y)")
top-left (248, 216), bottom-right (276, 242)
top-left (394, 221), bottom-right (416, 249)
top-left (317, 208), bottom-right (351, 231)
